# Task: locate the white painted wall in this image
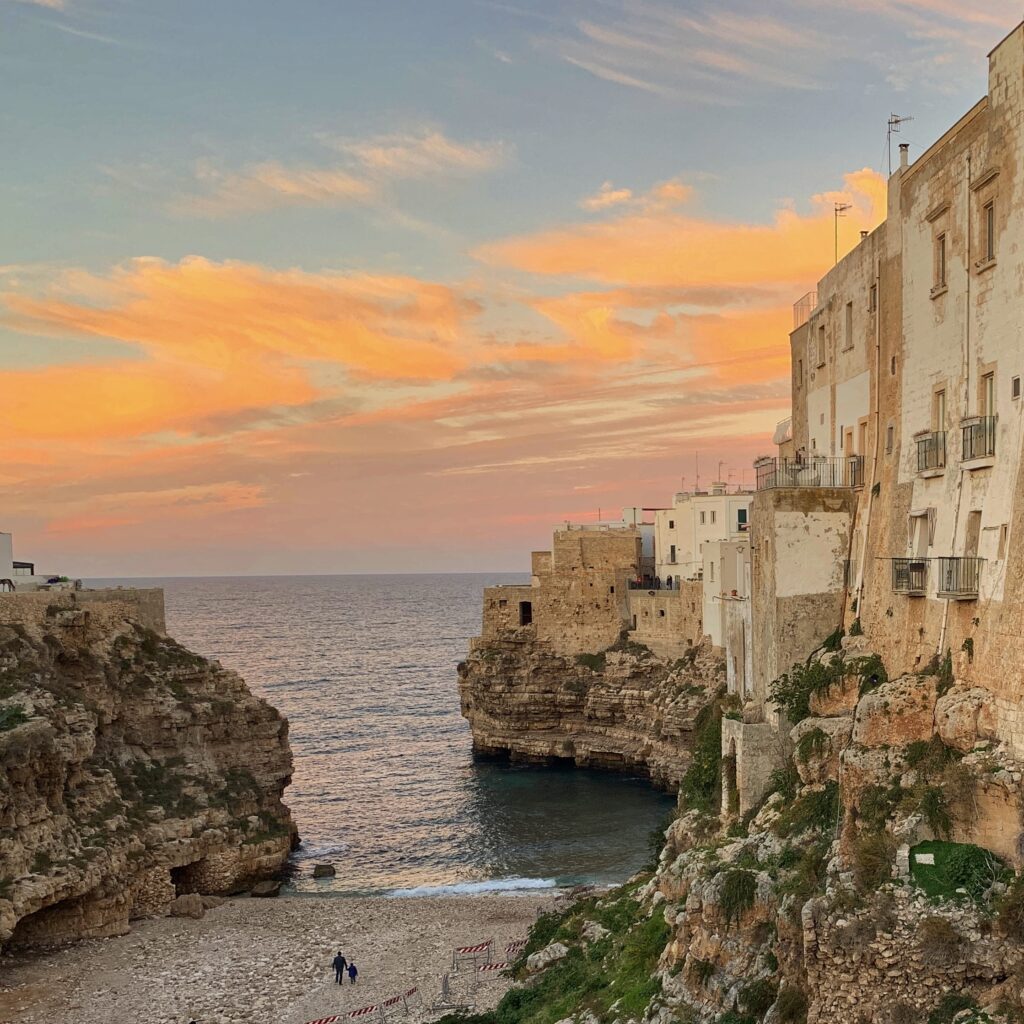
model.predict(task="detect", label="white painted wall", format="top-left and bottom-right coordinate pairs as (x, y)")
top-left (0, 534), bottom-right (12, 579)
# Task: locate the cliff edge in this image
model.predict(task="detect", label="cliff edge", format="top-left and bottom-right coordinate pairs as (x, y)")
top-left (0, 590), bottom-right (295, 949)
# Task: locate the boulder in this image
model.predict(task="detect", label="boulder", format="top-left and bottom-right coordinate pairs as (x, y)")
top-left (168, 893), bottom-right (205, 919)
top-left (526, 941), bottom-right (569, 972)
top-left (853, 674), bottom-right (937, 748)
top-left (582, 920), bottom-right (610, 943)
top-left (791, 716), bottom-right (852, 785)
top-left (313, 863), bottom-right (336, 878)
top-left (250, 880), bottom-right (282, 898)
top-left (935, 687), bottom-right (997, 753)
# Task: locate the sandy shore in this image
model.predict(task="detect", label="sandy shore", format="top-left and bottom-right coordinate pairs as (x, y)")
top-left (0, 892), bottom-right (556, 1024)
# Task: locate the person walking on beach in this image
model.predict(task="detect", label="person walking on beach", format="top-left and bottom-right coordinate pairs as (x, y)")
top-left (332, 952), bottom-right (348, 984)
top-left (347, 962), bottom-right (358, 985)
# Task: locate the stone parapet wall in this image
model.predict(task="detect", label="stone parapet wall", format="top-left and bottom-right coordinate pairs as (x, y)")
top-left (0, 588), bottom-right (166, 635)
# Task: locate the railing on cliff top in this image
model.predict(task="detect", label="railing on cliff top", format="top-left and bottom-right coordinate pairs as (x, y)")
top-left (755, 455), bottom-right (864, 491)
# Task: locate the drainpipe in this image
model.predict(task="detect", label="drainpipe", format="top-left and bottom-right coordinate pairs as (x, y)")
top-left (854, 248), bottom-right (883, 619)
top-left (938, 151), bottom-right (973, 657)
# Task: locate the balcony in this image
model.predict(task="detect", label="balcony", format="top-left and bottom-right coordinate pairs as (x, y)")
top-left (936, 557), bottom-right (982, 600)
top-left (916, 432), bottom-right (946, 473)
top-left (755, 456), bottom-right (865, 491)
top-left (892, 558), bottom-right (928, 596)
top-left (961, 416), bottom-right (996, 463)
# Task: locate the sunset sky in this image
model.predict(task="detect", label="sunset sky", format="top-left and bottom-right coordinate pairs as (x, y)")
top-left (2, 0), bottom-right (1019, 576)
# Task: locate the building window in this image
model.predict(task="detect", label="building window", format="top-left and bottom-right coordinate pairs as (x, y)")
top-left (933, 389), bottom-right (946, 431)
top-left (710, 511), bottom-right (716, 524)
top-left (869, 283), bottom-right (878, 312)
top-left (498, 599), bottom-right (507, 608)
top-left (934, 233), bottom-right (947, 291)
top-left (668, 520), bottom-right (674, 529)
top-left (984, 201), bottom-right (996, 262)
top-left (999, 524), bottom-right (1009, 560)
top-left (1013, 376), bottom-right (1021, 401)
top-left (891, 355), bottom-right (896, 376)
top-left (839, 426), bottom-right (844, 450)
top-left (699, 512), bottom-right (706, 525)
top-left (670, 544), bottom-right (676, 563)
top-left (709, 562), bottom-right (715, 582)
top-left (817, 324), bottom-right (826, 366)
top-left (981, 372), bottom-right (995, 416)
top-left (518, 601), bottom-right (533, 626)
top-left (886, 424), bottom-right (894, 454)
top-left (843, 301), bottom-right (853, 351)
top-left (737, 508), bottom-right (748, 531)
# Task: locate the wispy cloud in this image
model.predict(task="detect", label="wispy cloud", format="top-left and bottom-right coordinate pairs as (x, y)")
top-left (579, 181), bottom-right (634, 212)
top-left (173, 128), bottom-right (508, 217)
top-left (6, 0), bottom-right (66, 8)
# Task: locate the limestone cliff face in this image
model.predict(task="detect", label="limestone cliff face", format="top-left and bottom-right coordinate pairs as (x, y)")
top-left (458, 638), bottom-right (725, 789)
top-left (0, 599), bottom-right (295, 949)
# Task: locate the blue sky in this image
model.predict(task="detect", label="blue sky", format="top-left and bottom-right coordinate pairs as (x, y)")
top-left (1, 0), bottom-right (1019, 574)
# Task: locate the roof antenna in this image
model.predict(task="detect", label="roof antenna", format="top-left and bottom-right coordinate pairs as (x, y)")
top-left (834, 202), bottom-right (852, 264)
top-left (887, 113), bottom-right (914, 175)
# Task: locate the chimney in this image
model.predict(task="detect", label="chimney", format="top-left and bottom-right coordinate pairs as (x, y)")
top-left (899, 143), bottom-right (909, 170)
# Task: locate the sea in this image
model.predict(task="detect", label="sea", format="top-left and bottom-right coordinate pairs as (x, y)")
top-left (89, 574), bottom-right (675, 898)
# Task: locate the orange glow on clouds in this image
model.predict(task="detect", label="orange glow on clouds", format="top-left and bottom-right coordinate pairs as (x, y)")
top-left (1, 170), bottom-right (885, 572)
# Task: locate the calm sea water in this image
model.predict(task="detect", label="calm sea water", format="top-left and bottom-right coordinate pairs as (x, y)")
top-left (90, 575), bottom-right (674, 896)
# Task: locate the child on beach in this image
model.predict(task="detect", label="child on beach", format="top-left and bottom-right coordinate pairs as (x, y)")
top-left (348, 962), bottom-right (358, 985)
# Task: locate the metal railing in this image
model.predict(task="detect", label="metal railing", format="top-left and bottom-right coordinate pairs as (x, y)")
top-left (892, 558), bottom-right (929, 596)
top-left (936, 557), bottom-right (982, 599)
top-left (755, 456), bottom-right (864, 491)
top-left (962, 417), bottom-right (996, 461)
top-left (916, 431), bottom-right (946, 472)
top-left (793, 290), bottom-right (818, 329)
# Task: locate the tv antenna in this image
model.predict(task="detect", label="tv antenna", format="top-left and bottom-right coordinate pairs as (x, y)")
top-left (834, 202), bottom-right (852, 264)
top-left (887, 113), bottom-right (914, 175)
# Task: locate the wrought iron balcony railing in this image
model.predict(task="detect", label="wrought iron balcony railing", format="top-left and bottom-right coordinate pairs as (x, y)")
top-left (891, 558), bottom-right (928, 596)
top-left (916, 432), bottom-right (946, 472)
top-left (961, 417), bottom-right (996, 462)
top-left (755, 456), bottom-right (865, 491)
top-left (936, 557), bottom-right (983, 600)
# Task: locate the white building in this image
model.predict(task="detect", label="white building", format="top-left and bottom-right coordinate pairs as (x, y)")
top-left (702, 539), bottom-right (752, 650)
top-left (654, 485), bottom-right (752, 588)
top-left (0, 532), bottom-right (76, 592)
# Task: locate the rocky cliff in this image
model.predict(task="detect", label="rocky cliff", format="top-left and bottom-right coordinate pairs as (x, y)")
top-left (457, 634), bottom-right (1024, 1024)
top-left (458, 637), bottom-right (725, 790)
top-left (0, 594), bottom-right (295, 950)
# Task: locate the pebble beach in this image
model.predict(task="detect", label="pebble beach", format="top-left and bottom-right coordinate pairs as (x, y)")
top-left (0, 892), bottom-right (553, 1024)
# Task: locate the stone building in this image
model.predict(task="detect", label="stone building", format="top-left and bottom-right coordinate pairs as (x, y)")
top-left (726, 21), bottom-right (1024, 806)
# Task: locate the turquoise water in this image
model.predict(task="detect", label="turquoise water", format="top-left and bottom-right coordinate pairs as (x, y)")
top-left (91, 574), bottom-right (675, 895)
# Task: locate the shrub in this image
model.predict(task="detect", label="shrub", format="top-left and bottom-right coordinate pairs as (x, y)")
top-left (775, 986), bottom-right (809, 1024)
top-left (737, 974), bottom-right (774, 1015)
top-left (679, 697), bottom-right (724, 814)
top-left (574, 652), bottom-right (606, 673)
top-left (927, 993), bottom-right (978, 1024)
top-left (936, 649), bottom-right (954, 695)
top-left (689, 958), bottom-right (715, 987)
top-left (852, 831), bottom-right (895, 892)
top-left (796, 728), bottom-right (828, 764)
top-left (770, 659), bottom-right (843, 724)
top-left (858, 783), bottom-right (900, 831)
top-left (739, 979), bottom-right (778, 1017)
top-left (777, 841), bottom-right (829, 922)
top-left (849, 618), bottom-right (863, 636)
top-left (996, 874), bottom-right (1024, 938)
top-left (766, 763), bottom-right (800, 803)
top-left (0, 706), bottom-right (28, 731)
top-left (917, 915), bottom-right (962, 965)
top-left (918, 786), bottom-right (952, 838)
top-left (720, 869), bottom-right (757, 929)
top-left (646, 812), bottom-right (675, 870)
top-left (853, 653), bottom-right (888, 696)
top-left (822, 626), bottom-right (845, 652)
top-left (775, 782), bottom-right (839, 838)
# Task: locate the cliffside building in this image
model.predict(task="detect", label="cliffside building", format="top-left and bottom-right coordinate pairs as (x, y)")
top-left (726, 21), bottom-right (1024, 815)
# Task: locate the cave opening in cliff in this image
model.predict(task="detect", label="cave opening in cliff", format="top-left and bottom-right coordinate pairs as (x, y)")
top-left (170, 860), bottom-right (207, 895)
top-left (518, 601), bottom-right (533, 626)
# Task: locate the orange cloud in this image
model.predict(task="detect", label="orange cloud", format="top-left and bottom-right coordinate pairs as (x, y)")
top-left (478, 169), bottom-right (885, 287)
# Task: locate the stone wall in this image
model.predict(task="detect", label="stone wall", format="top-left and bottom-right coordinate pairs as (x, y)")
top-left (750, 487), bottom-right (857, 706)
top-left (626, 581), bottom-right (703, 659)
top-left (0, 588), bottom-right (166, 635)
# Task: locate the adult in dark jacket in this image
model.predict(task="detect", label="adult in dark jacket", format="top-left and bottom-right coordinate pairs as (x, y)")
top-left (332, 952), bottom-right (348, 984)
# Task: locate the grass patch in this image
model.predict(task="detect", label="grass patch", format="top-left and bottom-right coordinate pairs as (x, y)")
top-left (928, 993), bottom-right (978, 1024)
top-left (442, 881), bottom-right (669, 1024)
top-left (796, 728), bottom-right (828, 764)
top-left (910, 841), bottom-right (1007, 901)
